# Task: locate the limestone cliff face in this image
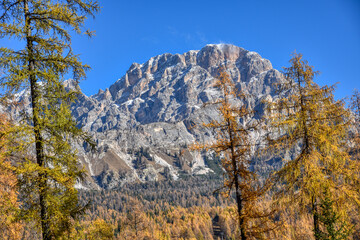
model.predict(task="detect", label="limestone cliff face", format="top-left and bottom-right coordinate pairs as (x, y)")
top-left (68, 44), bottom-right (285, 189)
top-left (12, 44), bottom-right (285, 189)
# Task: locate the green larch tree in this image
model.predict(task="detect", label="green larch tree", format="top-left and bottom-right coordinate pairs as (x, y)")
top-left (267, 53), bottom-right (360, 239)
top-left (0, 0), bottom-right (99, 239)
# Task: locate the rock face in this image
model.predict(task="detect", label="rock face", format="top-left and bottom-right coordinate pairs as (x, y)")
top-left (13, 44), bottom-right (285, 189)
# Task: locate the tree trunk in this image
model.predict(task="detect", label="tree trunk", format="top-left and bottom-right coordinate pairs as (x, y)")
top-left (234, 178), bottom-right (247, 240)
top-left (24, 1), bottom-right (50, 239)
top-left (228, 119), bottom-right (247, 240)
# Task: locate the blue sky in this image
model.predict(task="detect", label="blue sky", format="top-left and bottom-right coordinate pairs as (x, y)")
top-left (2, 0), bottom-right (360, 100)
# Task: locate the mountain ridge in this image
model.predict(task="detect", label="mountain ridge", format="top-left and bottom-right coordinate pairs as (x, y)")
top-left (11, 44), bottom-right (285, 190)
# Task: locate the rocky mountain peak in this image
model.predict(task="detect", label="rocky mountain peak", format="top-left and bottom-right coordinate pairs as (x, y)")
top-left (10, 44), bottom-right (284, 190)
top-left (63, 79), bottom-right (81, 92)
top-left (197, 44), bottom-right (243, 69)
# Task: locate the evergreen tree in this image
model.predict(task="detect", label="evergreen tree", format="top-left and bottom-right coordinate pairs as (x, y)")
top-left (267, 53), bottom-right (360, 239)
top-left (0, 1), bottom-right (99, 239)
top-left (314, 189), bottom-right (353, 240)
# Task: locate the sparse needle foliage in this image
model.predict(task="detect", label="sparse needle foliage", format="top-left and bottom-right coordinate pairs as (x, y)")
top-left (0, 0), bottom-right (99, 239)
top-left (267, 53), bottom-right (360, 239)
top-left (0, 113), bottom-right (23, 240)
top-left (192, 69), bottom-right (275, 239)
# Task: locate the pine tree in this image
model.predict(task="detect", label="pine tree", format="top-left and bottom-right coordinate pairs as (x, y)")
top-left (192, 69), bottom-right (274, 239)
top-left (267, 53), bottom-right (360, 239)
top-left (314, 189), bottom-right (353, 240)
top-left (0, 1), bottom-right (99, 239)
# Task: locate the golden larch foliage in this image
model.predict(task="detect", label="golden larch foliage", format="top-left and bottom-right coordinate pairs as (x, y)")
top-left (0, 0), bottom-right (99, 239)
top-left (266, 53), bottom-right (360, 239)
top-left (0, 113), bottom-right (23, 240)
top-left (192, 69), bottom-right (276, 239)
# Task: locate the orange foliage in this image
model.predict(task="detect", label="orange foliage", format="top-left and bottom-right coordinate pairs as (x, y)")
top-left (0, 113), bottom-right (23, 239)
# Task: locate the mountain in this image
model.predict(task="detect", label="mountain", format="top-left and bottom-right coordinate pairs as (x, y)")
top-left (13, 44), bottom-right (285, 190)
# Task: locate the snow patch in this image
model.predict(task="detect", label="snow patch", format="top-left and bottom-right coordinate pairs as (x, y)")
top-left (215, 43), bottom-right (229, 51)
top-left (14, 88), bottom-right (29, 102)
top-left (154, 127), bottom-right (163, 132)
top-left (122, 97), bottom-right (145, 106)
top-left (247, 51), bottom-right (259, 57)
top-left (187, 50), bottom-right (199, 54)
top-left (123, 99), bottom-right (133, 106)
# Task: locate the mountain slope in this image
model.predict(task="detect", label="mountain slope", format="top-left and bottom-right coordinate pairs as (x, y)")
top-left (13, 44), bottom-right (285, 189)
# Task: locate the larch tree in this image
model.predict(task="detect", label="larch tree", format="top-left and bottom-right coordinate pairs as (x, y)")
top-left (85, 219), bottom-right (114, 240)
top-left (267, 53), bottom-right (360, 239)
top-left (0, 113), bottom-right (23, 240)
top-left (124, 198), bottom-right (147, 239)
top-left (0, 1), bottom-right (99, 239)
top-left (192, 70), bottom-right (274, 240)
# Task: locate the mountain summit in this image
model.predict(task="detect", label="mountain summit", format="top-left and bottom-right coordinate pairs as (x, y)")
top-left (14, 44), bottom-right (285, 189)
